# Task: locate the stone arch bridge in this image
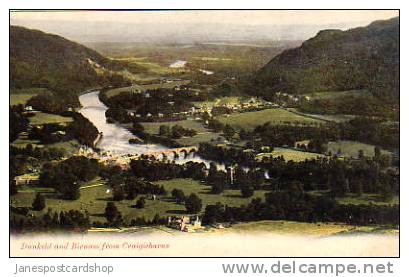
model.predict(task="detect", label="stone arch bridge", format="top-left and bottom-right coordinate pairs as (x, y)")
top-left (142, 146), bottom-right (198, 160)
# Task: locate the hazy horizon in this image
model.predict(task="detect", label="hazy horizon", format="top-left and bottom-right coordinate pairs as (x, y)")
top-left (10, 10), bottom-right (399, 44)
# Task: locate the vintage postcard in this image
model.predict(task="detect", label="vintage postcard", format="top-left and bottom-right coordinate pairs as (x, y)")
top-left (9, 10), bottom-right (399, 257)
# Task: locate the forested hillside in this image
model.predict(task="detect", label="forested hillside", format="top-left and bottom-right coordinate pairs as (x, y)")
top-left (10, 26), bottom-right (126, 96)
top-left (254, 17), bottom-right (399, 102)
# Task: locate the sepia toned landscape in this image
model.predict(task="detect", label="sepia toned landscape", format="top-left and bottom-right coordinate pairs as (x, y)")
top-left (9, 10), bottom-right (399, 257)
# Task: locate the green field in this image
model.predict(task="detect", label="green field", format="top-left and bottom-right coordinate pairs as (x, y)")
top-left (141, 119), bottom-right (222, 146)
top-left (11, 177), bottom-right (398, 226)
top-left (10, 94), bottom-right (35, 106)
top-left (11, 178), bottom-right (267, 223)
top-left (10, 88), bottom-right (51, 106)
top-left (288, 108), bottom-right (356, 123)
top-left (335, 193), bottom-right (399, 206)
top-left (299, 113), bottom-right (355, 123)
top-left (10, 87), bottom-right (51, 95)
top-left (44, 140), bottom-right (82, 154)
top-left (105, 80), bottom-right (191, 98)
top-left (115, 57), bottom-right (190, 75)
top-left (307, 190), bottom-right (399, 206)
top-left (326, 140), bottom-right (391, 158)
top-left (216, 108), bottom-right (324, 130)
top-left (257, 147), bottom-right (325, 162)
top-left (305, 89), bottom-right (371, 100)
top-left (221, 220), bottom-right (398, 235)
top-left (141, 119), bottom-right (207, 134)
top-left (28, 112), bottom-right (73, 125)
top-left (156, 178), bottom-right (267, 208)
top-left (11, 139), bottom-right (81, 155)
top-left (11, 139), bottom-right (41, 148)
top-left (11, 178), bottom-right (108, 221)
top-left (175, 132), bottom-right (222, 147)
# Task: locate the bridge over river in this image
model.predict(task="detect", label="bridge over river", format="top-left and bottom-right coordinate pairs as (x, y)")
top-left (140, 146), bottom-right (198, 159)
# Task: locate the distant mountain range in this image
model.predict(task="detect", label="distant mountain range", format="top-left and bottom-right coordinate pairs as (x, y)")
top-left (10, 19), bottom-right (378, 44)
top-left (10, 26), bottom-right (123, 93)
top-left (10, 17), bottom-right (400, 105)
top-left (254, 17), bottom-right (399, 101)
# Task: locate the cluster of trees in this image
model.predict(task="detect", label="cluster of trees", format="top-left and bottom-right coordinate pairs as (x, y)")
top-left (205, 164), bottom-right (265, 197)
top-left (27, 93), bottom-right (80, 114)
top-left (32, 193), bottom-right (46, 211)
top-left (105, 202), bottom-right (123, 225)
top-left (10, 144), bottom-right (67, 196)
top-left (96, 202), bottom-right (168, 227)
top-left (129, 122), bottom-right (183, 148)
top-left (340, 117), bottom-right (399, 149)
top-left (299, 95), bottom-right (397, 119)
top-left (10, 107), bottom-right (29, 142)
top-left (136, 132), bottom-right (183, 148)
top-left (16, 110), bottom-right (100, 149)
top-left (135, 197), bottom-right (146, 209)
top-left (250, 121), bottom-right (336, 153)
top-left (234, 167), bottom-right (265, 197)
top-left (158, 124), bottom-right (197, 139)
top-left (202, 188), bottom-right (399, 226)
top-left (40, 156), bottom-right (100, 200)
top-left (129, 158), bottom-right (207, 182)
top-left (170, 189), bottom-right (202, 213)
top-left (205, 119), bottom-right (237, 141)
top-left (198, 143), bottom-right (256, 166)
top-left (185, 193), bottom-right (202, 214)
top-left (249, 117), bottom-right (398, 154)
top-left (10, 144), bottom-right (65, 166)
top-left (16, 112), bottom-right (100, 148)
top-left (10, 144), bottom-right (69, 196)
top-left (66, 113), bottom-right (99, 147)
top-left (206, 118), bottom-right (225, 132)
top-left (206, 164), bottom-right (229, 194)
top-left (329, 159), bottom-right (398, 198)
top-left (100, 88), bottom-right (195, 123)
top-left (11, 104), bottom-right (99, 151)
top-left (10, 208), bottom-right (90, 233)
top-left (105, 107), bottom-right (134, 123)
top-left (171, 189), bottom-right (186, 204)
top-left (127, 147), bottom-right (398, 200)
top-left (260, 153), bottom-right (398, 197)
top-left (29, 123), bottom-right (67, 144)
top-left (106, 173), bottom-right (166, 201)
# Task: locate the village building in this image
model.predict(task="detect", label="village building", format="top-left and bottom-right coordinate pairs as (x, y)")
top-left (14, 174), bottom-right (40, 186)
top-left (167, 216), bottom-right (202, 232)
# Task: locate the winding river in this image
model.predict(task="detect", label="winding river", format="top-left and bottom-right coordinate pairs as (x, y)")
top-left (78, 91), bottom-right (226, 169)
top-left (79, 91), bottom-right (167, 155)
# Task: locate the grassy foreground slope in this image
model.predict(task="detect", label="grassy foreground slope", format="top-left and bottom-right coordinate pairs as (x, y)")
top-left (221, 220), bottom-right (398, 235)
top-left (11, 179), bottom-right (267, 223)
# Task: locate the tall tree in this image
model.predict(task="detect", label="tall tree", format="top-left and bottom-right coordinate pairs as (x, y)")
top-left (32, 193), bottom-right (46, 211)
top-left (105, 202), bottom-right (122, 225)
top-left (185, 193), bottom-right (202, 214)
